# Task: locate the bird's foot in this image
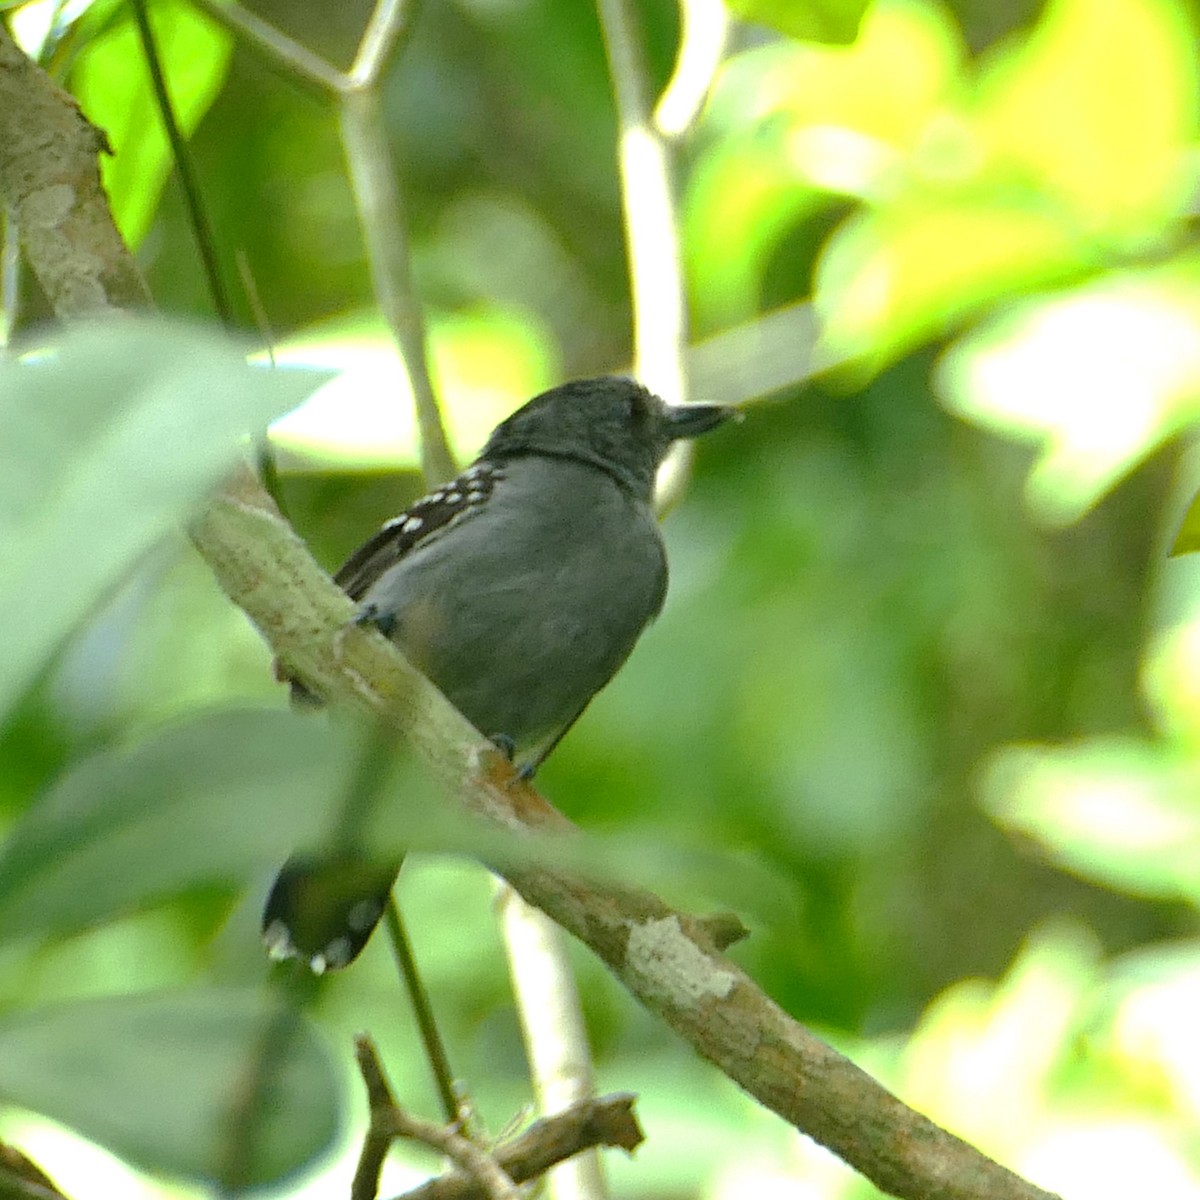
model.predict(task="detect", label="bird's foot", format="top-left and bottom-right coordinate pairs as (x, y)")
top-left (355, 602), bottom-right (397, 639)
top-left (488, 734), bottom-right (536, 782)
top-left (490, 733), bottom-right (517, 760)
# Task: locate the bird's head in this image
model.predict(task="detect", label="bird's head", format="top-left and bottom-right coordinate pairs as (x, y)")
top-left (480, 376), bottom-right (737, 499)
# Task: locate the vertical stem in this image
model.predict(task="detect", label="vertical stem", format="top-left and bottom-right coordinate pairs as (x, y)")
top-left (384, 891), bottom-right (461, 1123)
top-left (341, 0), bottom-right (462, 1126)
top-left (654, 0), bottom-right (728, 139)
top-left (498, 884), bottom-right (609, 1200)
top-left (1, 211), bottom-right (19, 347)
top-left (338, 86), bottom-right (456, 483)
top-left (130, 0), bottom-right (235, 326)
top-left (595, 0), bottom-right (687, 406)
top-left (349, 0), bottom-right (422, 87)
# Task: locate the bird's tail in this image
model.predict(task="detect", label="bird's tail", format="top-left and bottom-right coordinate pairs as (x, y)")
top-left (262, 852), bottom-right (401, 973)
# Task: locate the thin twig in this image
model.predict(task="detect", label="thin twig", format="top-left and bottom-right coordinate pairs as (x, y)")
top-left (355, 1038), bottom-right (520, 1200)
top-left (338, 87), bottom-right (456, 483)
top-left (353, 1033), bottom-right (398, 1200)
top-left (384, 891), bottom-right (461, 1123)
top-left (131, 0), bottom-right (234, 325)
top-left (237, 249), bottom-right (290, 515)
top-left (387, 1109), bottom-right (520, 1200)
top-left (349, 0), bottom-right (422, 89)
top-left (190, 0), bottom-right (456, 484)
top-left (188, 0), bottom-right (344, 95)
top-left (654, 0), bottom-right (728, 139)
top-left (138, 3), bottom-right (292, 520)
top-left (236, 249), bottom-right (276, 358)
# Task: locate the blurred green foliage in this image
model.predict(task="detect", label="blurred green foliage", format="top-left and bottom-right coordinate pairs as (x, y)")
top-left (4, 0), bottom-right (1200, 1196)
top-left (74, 0), bottom-right (233, 248)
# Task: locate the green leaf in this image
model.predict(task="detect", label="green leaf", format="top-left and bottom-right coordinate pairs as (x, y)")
top-left (0, 701), bottom-right (788, 956)
top-left (982, 738), bottom-right (1200, 905)
top-left (936, 265), bottom-right (1200, 525)
top-left (684, 135), bottom-right (828, 328)
top-left (0, 708), bottom-right (517, 949)
top-left (711, 2), bottom-right (964, 154)
top-left (71, 0), bottom-right (233, 248)
top-left (1170, 488), bottom-right (1200, 556)
top-left (816, 197), bottom-right (1083, 367)
top-left (900, 923), bottom-right (1097, 1150)
top-left (0, 987), bottom-right (340, 1188)
top-left (0, 320), bottom-right (331, 722)
top-left (724, 0), bottom-right (870, 45)
top-left (0, 710), bottom-right (349, 941)
top-left (974, 0), bottom-right (1198, 240)
top-left (799, 0), bottom-right (1199, 367)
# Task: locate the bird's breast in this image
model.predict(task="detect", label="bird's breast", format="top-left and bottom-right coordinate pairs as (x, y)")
top-left (356, 458), bottom-right (667, 756)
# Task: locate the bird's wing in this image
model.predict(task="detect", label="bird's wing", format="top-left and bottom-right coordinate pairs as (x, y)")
top-left (334, 461), bottom-right (504, 601)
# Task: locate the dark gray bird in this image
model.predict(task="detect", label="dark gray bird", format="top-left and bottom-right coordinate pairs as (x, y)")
top-left (263, 376), bottom-right (736, 971)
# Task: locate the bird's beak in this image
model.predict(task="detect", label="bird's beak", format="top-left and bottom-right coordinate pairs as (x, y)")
top-left (666, 403), bottom-right (740, 439)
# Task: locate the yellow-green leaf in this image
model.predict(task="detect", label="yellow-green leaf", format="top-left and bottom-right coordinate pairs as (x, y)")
top-left (724, 0), bottom-right (870, 45)
top-left (974, 0), bottom-right (1199, 240)
top-left (817, 197), bottom-right (1082, 365)
top-left (71, 0), bottom-right (233, 248)
top-left (982, 739), bottom-right (1200, 905)
top-left (936, 266), bottom-right (1200, 525)
top-left (1171, 488), bottom-right (1200, 556)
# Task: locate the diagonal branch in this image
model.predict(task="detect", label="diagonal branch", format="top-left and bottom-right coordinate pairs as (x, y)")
top-left (0, 27), bottom-right (151, 317)
top-left (189, 0), bottom-right (344, 95)
top-left (185, 470), bottom-right (1061, 1200)
top-left (337, 84), bottom-right (455, 483)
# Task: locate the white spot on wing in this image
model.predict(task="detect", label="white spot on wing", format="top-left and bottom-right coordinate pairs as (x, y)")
top-left (325, 936), bottom-right (354, 968)
top-left (348, 899), bottom-right (383, 931)
top-left (263, 919), bottom-right (297, 962)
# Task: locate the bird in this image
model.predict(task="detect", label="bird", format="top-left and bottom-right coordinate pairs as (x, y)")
top-left (262, 376), bottom-right (736, 971)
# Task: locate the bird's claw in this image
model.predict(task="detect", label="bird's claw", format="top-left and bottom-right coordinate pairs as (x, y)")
top-left (355, 602), bottom-right (397, 639)
top-left (491, 733), bottom-right (517, 761)
top-left (488, 734), bottom-right (537, 783)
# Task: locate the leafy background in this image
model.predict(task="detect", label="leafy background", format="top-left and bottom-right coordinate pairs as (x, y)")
top-left (3, 0), bottom-right (1200, 1196)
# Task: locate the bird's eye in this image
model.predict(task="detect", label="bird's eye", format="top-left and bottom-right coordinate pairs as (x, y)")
top-left (627, 388), bottom-right (650, 424)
